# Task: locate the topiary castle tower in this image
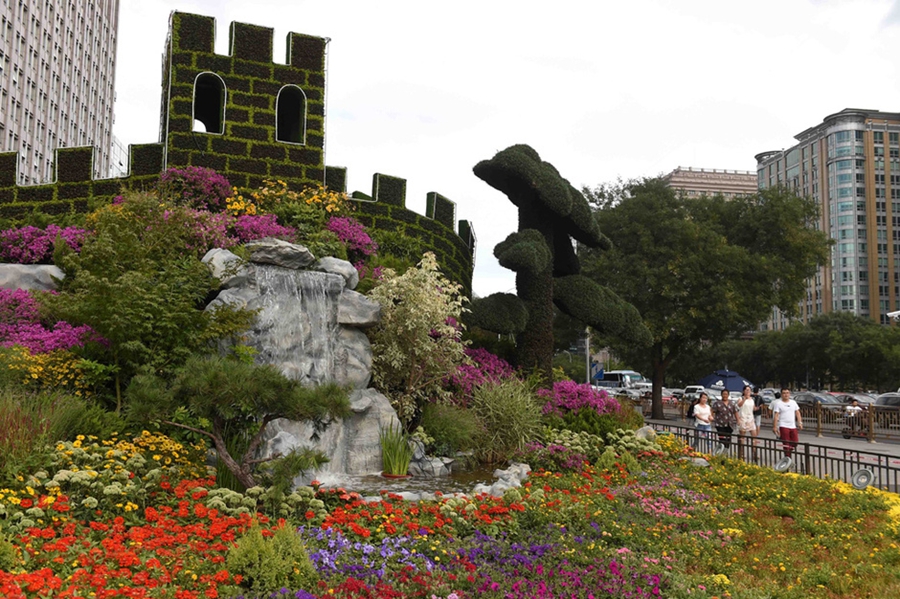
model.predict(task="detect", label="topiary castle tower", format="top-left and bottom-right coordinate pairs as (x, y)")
top-left (0, 11), bottom-right (475, 292)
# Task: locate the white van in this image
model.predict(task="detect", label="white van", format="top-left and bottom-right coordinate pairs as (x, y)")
top-left (600, 370), bottom-right (646, 389)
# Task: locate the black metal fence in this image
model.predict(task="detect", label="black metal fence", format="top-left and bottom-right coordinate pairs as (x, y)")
top-left (649, 422), bottom-right (900, 493)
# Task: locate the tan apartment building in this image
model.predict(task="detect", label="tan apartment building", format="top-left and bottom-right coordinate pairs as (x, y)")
top-left (0, 0), bottom-right (119, 184)
top-left (756, 108), bottom-right (900, 328)
top-left (663, 166), bottom-right (757, 198)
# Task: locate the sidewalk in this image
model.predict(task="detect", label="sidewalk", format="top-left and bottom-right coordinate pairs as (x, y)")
top-left (645, 416), bottom-right (900, 459)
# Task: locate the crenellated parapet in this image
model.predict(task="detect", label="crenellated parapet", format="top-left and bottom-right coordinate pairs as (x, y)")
top-left (161, 11), bottom-right (327, 189)
top-left (0, 144), bottom-right (165, 220)
top-left (0, 11), bottom-right (474, 292)
top-left (325, 167), bottom-right (476, 293)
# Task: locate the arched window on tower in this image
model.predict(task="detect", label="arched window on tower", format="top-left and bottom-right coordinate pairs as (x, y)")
top-left (276, 85), bottom-right (306, 144)
top-left (192, 72), bottom-right (226, 134)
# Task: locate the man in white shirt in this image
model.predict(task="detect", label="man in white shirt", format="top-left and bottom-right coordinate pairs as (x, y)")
top-left (772, 388), bottom-right (803, 458)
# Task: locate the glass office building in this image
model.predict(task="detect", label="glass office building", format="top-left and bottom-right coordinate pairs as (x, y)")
top-left (757, 108), bottom-right (900, 327)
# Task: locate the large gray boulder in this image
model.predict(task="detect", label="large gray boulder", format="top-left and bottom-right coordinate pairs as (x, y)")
top-left (205, 246), bottom-right (380, 388)
top-left (201, 248), bottom-right (249, 289)
top-left (316, 257), bottom-right (359, 290)
top-left (262, 388), bottom-right (399, 480)
top-left (0, 264), bottom-right (64, 291)
top-left (245, 238), bottom-right (316, 270)
top-left (338, 290), bottom-right (381, 328)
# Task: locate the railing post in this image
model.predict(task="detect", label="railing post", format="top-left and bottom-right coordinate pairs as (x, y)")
top-left (868, 405), bottom-right (876, 444)
top-left (803, 442), bottom-right (811, 475)
top-left (815, 403), bottom-right (822, 438)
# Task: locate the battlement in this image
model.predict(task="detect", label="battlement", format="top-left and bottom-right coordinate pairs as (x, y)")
top-left (0, 11), bottom-right (474, 291)
top-left (324, 166), bottom-right (476, 292)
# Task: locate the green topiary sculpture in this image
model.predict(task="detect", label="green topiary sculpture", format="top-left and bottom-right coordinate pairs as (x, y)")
top-left (471, 144), bottom-right (650, 382)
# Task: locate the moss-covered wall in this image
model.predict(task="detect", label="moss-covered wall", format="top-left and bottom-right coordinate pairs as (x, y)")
top-left (325, 168), bottom-right (476, 293)
top-left (0, 11), bottom-right (475, 291)
top-left (0, 145), bottom-right (164, 220)
top-left (162, 13), bottom-right (326, 189)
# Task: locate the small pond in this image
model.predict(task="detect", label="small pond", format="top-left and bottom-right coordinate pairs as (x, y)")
top-left (309, 464), bottom-right (501, 498)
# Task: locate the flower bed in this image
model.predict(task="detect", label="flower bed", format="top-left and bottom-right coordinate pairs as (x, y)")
top-left (1, 433), bottom-right (899, 598)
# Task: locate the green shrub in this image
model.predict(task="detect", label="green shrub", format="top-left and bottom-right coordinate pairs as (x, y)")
top-left (605, 428), bottom-right (660, 455)
top-left (419, 402), bottom-right (481, 456)
top-left (367, 252), bottom-right (468, 425)
top-left (225, 524), bottom-right (318, 595)
top-left (0, 535), bottom-right (17, 571)
top-left (539, 427), bottom-right (605, 462)
top-left (470, 378), bottom-right (543, 463)
top-left (594, 445), bottom-right (640, 474)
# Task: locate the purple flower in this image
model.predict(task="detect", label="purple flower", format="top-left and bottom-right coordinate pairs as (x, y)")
top-left (446, 348), bottom-right (515, 404)
top-left (538, 380), bottom-right (619, 417)
top-left (0, 224), bottom-right (89, 264)
top-left (326, 216), bottom-right (378, 258)
top-left (0, 289), bottom-right (104, 352)
top-left (158, 166), bottom-right (232, 211)
top-left (232, 214), bottom-right (296, 243)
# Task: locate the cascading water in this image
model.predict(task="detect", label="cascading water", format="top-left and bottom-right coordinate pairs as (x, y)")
top-left (250, 266), bottom-right (345, 384)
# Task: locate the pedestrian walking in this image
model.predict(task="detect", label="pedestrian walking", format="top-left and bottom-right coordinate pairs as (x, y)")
top-left (752, 386), bottom-right (764, 432)
top-left (737, 385), bottom-right (758, 460)
top-left (772, 388), bottom-right (803, 458)
top-left (712, 389), bottom-right (738, 451)
top-left (693, 392), bottom-right (713, 452)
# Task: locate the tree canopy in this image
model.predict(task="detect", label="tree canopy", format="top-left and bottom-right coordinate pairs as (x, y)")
top-left (681, 312), bottom-right (900, 392)
top-left (581, 179), bottom-right (832, 417)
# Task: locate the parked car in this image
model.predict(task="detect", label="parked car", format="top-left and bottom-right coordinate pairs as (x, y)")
top-left (832, 392), bottom-right (877, 405)
top-left (668, 388), bottom-right (685, 400)
top-left (759, 389), bottom-right (777, 404)
top-left (875, 393), bottom-right (900, 407)
top-left (683, 385), bottom-right (705, 403)
top-left (792, 391), bottom-right (841, 406)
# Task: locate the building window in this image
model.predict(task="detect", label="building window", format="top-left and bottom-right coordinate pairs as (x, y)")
top-left (192, 72), bottom-right (226, 134)
top-left (275, 85), bottom-right (306, 144)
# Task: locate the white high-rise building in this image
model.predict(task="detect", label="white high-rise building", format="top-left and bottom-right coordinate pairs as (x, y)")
top-left (0, 0), bottom-right (119, 184)
top-left (757, 108), bottom-right (900, 327)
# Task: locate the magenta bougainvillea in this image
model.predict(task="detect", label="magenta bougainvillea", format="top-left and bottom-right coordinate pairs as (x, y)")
top-left (447, 347), bottom-right (516, 400)
top-left (0, 225), bottom-right (88, 264)
top-left (537, 380), bottom-right (619, 417)
top-left (158, 166), bottom-right (232, 212)
top-left (0, 289), bottom-right (102, 353)
top-left (326, 216), bottom-right (378, 258)
top-left (232, 214), bottom-right (297, 244)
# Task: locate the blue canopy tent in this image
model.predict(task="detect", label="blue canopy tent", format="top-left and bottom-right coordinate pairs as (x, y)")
top-left (696, 369), bottom-right (754, 393)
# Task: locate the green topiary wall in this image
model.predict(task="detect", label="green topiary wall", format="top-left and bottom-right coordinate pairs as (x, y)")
top-left (0, 11), bottom-right (475, 291)
top-left (324, 168), bottom-right (475, 294)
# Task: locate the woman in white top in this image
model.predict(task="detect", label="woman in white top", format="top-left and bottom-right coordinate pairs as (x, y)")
top-left (737, 385), bottom-right (758, 460)
top-left (693, 392), bottom-right (712, 452)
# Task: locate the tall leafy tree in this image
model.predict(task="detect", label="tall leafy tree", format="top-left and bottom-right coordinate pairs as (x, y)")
top-left (582, 179), bottom-right (831, 418)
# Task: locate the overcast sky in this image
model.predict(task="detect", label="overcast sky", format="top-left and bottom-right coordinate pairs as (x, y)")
top-left (113, 0), bottom-right (900, 297)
